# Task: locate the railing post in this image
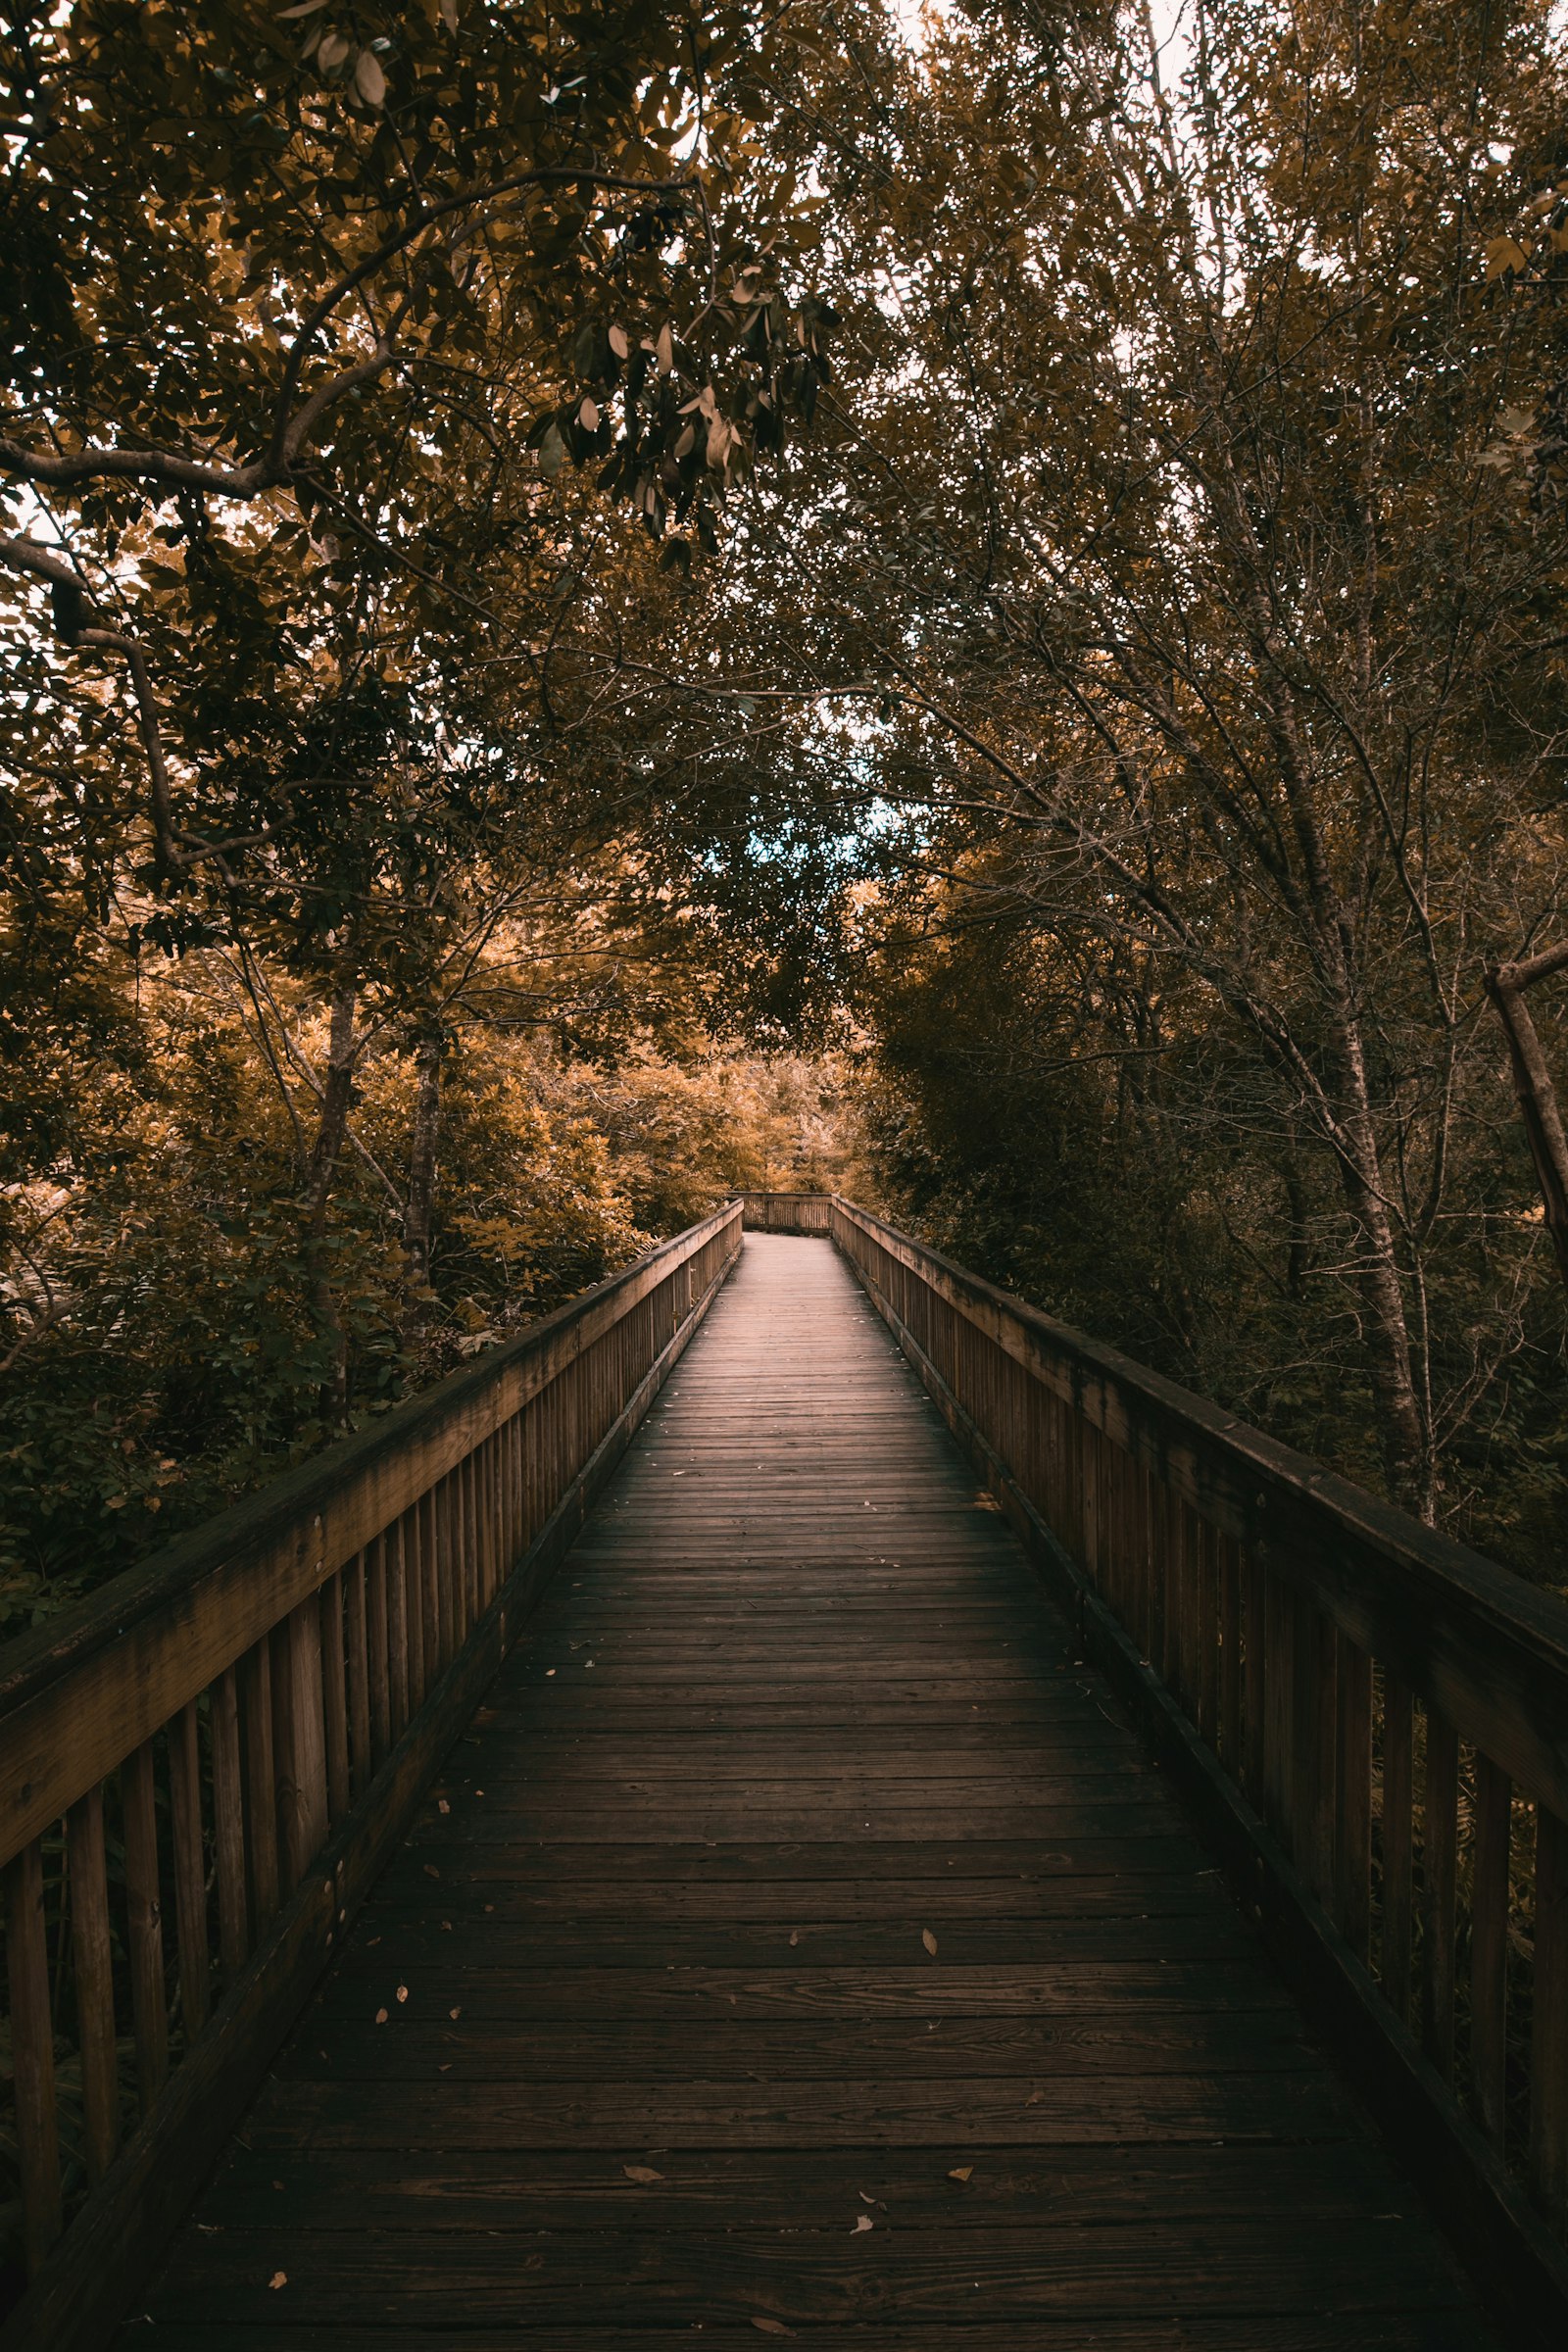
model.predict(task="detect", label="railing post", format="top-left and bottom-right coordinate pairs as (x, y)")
top-left (4, 1838), bottom-right (62, 2272)
top-left (273, 1594), bottom-right (329, 1891)
top-left (1532, 1805), bottom-right (1568, 2224)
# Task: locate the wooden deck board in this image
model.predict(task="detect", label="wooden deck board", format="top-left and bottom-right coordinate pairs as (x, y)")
top-left (124, 1233), bottom-right (1493, 2344)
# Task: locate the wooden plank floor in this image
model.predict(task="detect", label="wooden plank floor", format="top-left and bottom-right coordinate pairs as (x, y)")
top-left (124, 1234), bottom-right (1493, 2349)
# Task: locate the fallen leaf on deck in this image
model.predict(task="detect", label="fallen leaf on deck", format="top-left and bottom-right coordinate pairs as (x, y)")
top-left (751, 2323), bottom-right (794, 2337)
top-left (438, 1799), bottom-right (451, 1814)
top-left (396, 1985), bottom-right (409, 2003)
top-left (852, 2214), bottom-right (873, 2232)
top-left (374, 2008), bottom-right (388, 2025)
top-left (921, 1928), bottom-right (938, 1956)
top-left (449, 2006), bottom-right (463, 2019)
top-left (622, 2164), bottom-right (663, 2182)
top-left (269, 2273), bottom-right (287, 2290)
top-left (788, 1930), bottom-right (799, 1947)
top-left (1025, 2089), bottom-right (1043, 2105)
top-left (949, 2166), bottom-right (974, 2182)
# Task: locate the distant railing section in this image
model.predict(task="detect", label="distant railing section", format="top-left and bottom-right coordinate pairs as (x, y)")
top-left (819, 1196), bottom-right (1568, 2344)
top-left (740, 1191), bottom-right (834, 1234)
top-left (0, 1202), bottom-right (741, 2350)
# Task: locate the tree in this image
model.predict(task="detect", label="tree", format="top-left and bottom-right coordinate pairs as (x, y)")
top-left (669, 0), bottom-right (1568, 1522)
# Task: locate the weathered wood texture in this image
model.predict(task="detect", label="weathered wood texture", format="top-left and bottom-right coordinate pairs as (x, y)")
top-left (125, 1236), bottom-right (1489, 2349)
top-left (819, 1195), bottom-right (1568, 2345)
top-left (0, 1205), bottom-right (741, 2348)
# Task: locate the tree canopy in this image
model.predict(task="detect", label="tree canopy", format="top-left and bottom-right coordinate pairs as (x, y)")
top-left (5, 0), bottom-right (1568, 1618)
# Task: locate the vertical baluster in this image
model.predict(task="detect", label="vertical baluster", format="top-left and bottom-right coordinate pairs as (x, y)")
top-left (4, 1838), bottom-right (63, 2271)
top-left (507, 1410), bottom-right (520, 1564)
top-left (1110, 1442), bottom-right (1131, 1631)
top-left (1195, 1514), bottom-right (1219, 1749)
top-left (240, 1639), bottom-right (278, 1933)
top-left (320, 1571), bottom-right (351, 1820)
top-left (1469, 1755), bottom-right (1511, 2148)
top-left (1078, 1419), bottom-right (1101, 1602)
top-left (386, 1517), bottom-right (410, 1740)
top-left (492, 1427), bottom-right (508, 1596)
top-left (1175, 1495), bottom-right (1197, 1711)
top-left (1291, 1599), bottom-right (1336, 1904)
top-left (344, 1549), bottom-right (371, 1794)
top-left (480, 1435), bottom-right (498, 1605)
top-left (1421, 1703), bottom-right (1459, 2078)
top-left (421, 1489), bottom-right (441, 1682)
top-left (210, 1664), bottom-right (249, 1974)
top-left (122, 1738), bottom-right (169, 2113)
top-left (1261, 1570), bottom-right (1295, 1838)
top-left (1219, 1533), bottom-right (1244, 1772)
top-left (1137, 1463), bottom-right (1159, 1666)
top-left (1532, 1804), bottom-right (1568, 2226)
top-left (1242, 1550), bottom-right (1267, 1803)
top-left (168, 1699), bottom-right (210, 2037)
top-left (461, 1452), bottom-right (478, 1633)
top-left (367, 1533), bottom-right (391, 1764)
top-left (405, 1499), bottom-right (427, 1710)
top-left (437, 1475), bottom-right (459, 1666)
top-left (1334, 1632), bottom-right (1373, 1960)
top-left (1158, 1485), bottom-right (1183, 1698)
top-left (1172, 1494), bottom-right (1193, 1712)
top-left (277, 1593), bottom-right (329, 1887)
top-left (1380, 1671), bottom-right (1414, 2021)
top-left (67, 1787), bottom-right (120, 2182)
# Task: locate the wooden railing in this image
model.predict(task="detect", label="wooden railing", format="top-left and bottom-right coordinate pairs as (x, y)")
top-left (0, 1202), bottom-right (741, 2352)
top-left (740, 1190), bottom-right (835, 1233)
top-left (753, 1194), bottom-right (1568, 2346)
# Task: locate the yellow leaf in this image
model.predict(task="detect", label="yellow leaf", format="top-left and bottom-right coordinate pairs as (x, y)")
top-left (374, 2007), bottom-right (388, 2024)
top-left (948, 2165), bottom-right (974, 2182)
top-left (921, 1928), bottom-right (938, 1956)
top-left (1484, 235), bottom-right (1528, 281)
top-left (622, 2164), bottom-right (663, 2182)
top-left (269, 2272), bottom-right (287, 2289)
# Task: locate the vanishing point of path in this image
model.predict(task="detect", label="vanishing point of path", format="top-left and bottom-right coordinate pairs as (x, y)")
top-left (124, 1234), bottom-right (1491, 2348)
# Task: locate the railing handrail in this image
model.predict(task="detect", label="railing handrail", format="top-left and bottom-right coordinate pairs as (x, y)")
top-left (0, 1202), bottom-right (737, 1863)
top-left (0, 1200), bottom-right (743, 2347)
top-left (0, 1201), bottom-right (736, 1732)
top-left (825, 1192), bottom-right (1568, 2344)
top-left (830, 1197), bottom-right (1568, 1812)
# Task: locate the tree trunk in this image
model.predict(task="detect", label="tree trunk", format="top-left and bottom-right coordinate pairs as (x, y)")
top-left (303, 981), bottom-right (358, 1422)
top-left (1327, 1013), bottom-right (1431, 1518)
top-left (402, 1032), bottom-right (442, 1334)
top-left (1485, 947), bottom-right (1568, 1298)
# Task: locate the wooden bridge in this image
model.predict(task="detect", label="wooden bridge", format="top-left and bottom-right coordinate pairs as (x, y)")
top-left (2, 1200), bottom-right (1566, 2348)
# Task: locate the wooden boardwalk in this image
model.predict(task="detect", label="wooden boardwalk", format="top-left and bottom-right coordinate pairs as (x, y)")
top-left (125, 1235), bottom-right (1491, 2348)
